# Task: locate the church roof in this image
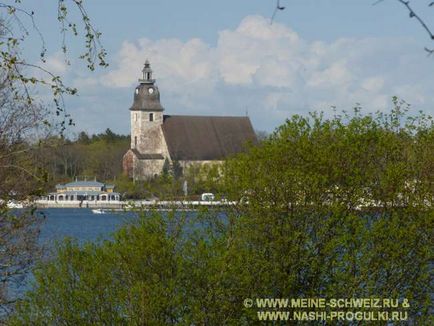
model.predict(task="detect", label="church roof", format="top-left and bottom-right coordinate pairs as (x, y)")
top-left (130, 61), bottom-right (163, 112)
top-left (130, 83), bottom-right (164, 112)
top-left (162, 115), bottom-right (257, 161)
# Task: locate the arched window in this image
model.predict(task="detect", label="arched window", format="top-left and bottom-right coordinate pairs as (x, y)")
top-left (134, 136), bottom-right (137, 147)
top-left (149, 113), bottom-right (154, 122)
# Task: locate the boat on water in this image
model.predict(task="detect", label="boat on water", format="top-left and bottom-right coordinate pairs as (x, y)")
top-left (6, 201), bottom-right (25, 209)
top-left (92, 209), bottom-right (106, 214)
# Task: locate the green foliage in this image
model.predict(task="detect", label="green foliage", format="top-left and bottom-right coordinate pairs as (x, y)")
top-left (144, 175), bottom-right (183, 200)
top-left (35, 129), bottom-right (129, 186)
top-left (172, 160), bottom-right (183, 180)
top-left (0, 207), bottom-right (43, 316)
top-left (114, 173), bottom-right (185, 200)
top-left (162, 159), bottom-right (184, 180)
top-left (112, 174), bottom-right (145, 200)
top-left (183, 163), bottom-right (222, 197)
top-left (10, 212), bottom-right (186, 325)
top-left (11, 105), bottom-right (434, 324)
top-left (219, 103), bottom-right (433, 323)
top-left (162, 158), bottom-right (170, 177)
top-left (0, 1), bottom-right (109, 320)
top-left (77, 131), bottom-right (91, 145)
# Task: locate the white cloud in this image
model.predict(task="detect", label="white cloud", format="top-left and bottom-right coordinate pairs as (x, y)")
top-left (44, 52), bottom-right (69, 75)
top-left (64, 15), bottom-right (434, 133)
top-left (217, 16), bottom-right (302, 86)
top-left (307, 61), bottom-right (352, 89)
top-left (361, 77), bottom-right (384, 92)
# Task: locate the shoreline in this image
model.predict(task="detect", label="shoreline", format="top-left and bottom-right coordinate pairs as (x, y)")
top-left (33, 199), bottom-right (236, 210)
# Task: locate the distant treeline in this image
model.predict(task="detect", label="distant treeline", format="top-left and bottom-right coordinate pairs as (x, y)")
top-left (34, 129), bottom-right (220, 200)
top-left (36, 128), bottom-right (130, 186)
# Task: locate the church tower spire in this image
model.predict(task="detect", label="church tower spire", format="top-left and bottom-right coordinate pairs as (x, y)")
top-left (139, 59), bottom-right (155, 84)
top-left (130, 60), bottom-right (164, 112)
top-left (129, 60), bottom-right (165, 155)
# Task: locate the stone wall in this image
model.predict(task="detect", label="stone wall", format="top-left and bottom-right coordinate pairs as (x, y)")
top-left (128, 107), bottom-right (172, 180)
top-left (131, 110), bottom-right (165, 154)
top-left (122, 149), bottom-right (135, 178)
top-left (134, 158), bottom-right (166, 180)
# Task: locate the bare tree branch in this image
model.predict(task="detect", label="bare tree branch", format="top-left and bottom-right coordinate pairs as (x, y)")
top-left (397, 1), bottom-right (434, 38)
top-left (0, 1), bottom-right (108, 134)
top-left (374, 0), bottom-right (434, 54)
top-left (271, 0), bottom-right (286, 25)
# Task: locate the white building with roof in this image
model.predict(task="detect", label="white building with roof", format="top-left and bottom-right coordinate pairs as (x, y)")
top-left (43, 179), bottom-right (120, 205)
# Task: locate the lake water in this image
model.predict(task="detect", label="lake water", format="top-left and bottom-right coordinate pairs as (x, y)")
top-left (37, 208), bottom-right (225, 246)
top-left (1, 209), bottom-right (137, 314)
top-left (4, 207), bottom-right (226, 316)
top-left (38, 208), bottom-right (137, 246)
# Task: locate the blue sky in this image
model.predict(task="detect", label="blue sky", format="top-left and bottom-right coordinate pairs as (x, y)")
top-left (20, 0), bottom-right (434, 135)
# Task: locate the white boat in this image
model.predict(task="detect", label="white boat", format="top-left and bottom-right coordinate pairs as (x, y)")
top-left (92, 209), bottom-right (106, 214)
top-left (7, 201), bottom-right (24, 209)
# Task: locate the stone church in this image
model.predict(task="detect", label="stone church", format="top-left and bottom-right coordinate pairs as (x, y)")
top-left (123, 60), bottom-right (257, 180)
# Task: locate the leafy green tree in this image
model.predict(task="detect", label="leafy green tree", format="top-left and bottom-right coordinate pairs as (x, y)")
top-left (82, 137), bottom-right (129, 180)
top-left (171, 160), bottom-right (183, 180)
top-left (113, 174), bottom-right (148, 200)
top-left (181, 163), bottom-right (222, 198)
top-left (10, 212), bottom-right (186, 325)
top-left (255, 129), bottom-right (269, 142)
top-left (77, 131), bottom-right (91, 145)
top-left (0, 62), bottom-right (49, 317)
top-left (219, 103), bottom-right (433, 323)
top-left (11, 104), bottom-right (434, 324)
top-left (162, 158), bottom-right (171, 177)
top-left (1, 1), bottom-right (107, 318)
top-left (100, 128), bottom-right (117, 143)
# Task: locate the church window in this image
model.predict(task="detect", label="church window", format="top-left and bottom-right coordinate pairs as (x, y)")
top-left (134, 136), bottom-right (137, 147)
top-left (149, 113), bottom-right (154, 121)
top-left (135, 88), bottom-right (139, 95)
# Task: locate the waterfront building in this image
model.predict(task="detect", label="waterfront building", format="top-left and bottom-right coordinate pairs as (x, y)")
top-left (123, 60), bottom-right (257, 180)
top-left (44, 179), bottom-right (120, 203)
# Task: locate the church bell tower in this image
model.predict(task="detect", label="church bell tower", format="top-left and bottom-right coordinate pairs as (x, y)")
top-left (130, 60), bottom-right (165, 154)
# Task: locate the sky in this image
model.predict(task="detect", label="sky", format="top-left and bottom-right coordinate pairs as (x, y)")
top-left (17, 0), bottom-right (434, 135)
